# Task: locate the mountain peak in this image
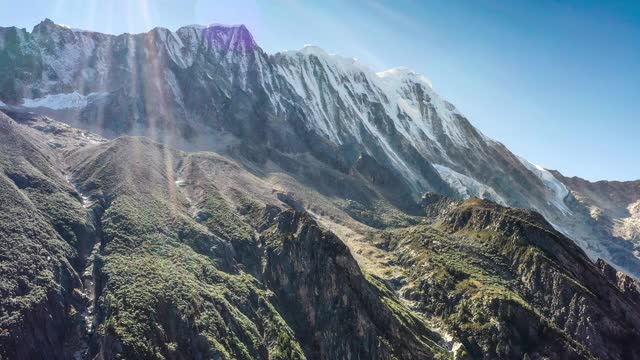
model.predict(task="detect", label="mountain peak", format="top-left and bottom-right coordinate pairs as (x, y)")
top-left (200, 23), bottom-right (257, 52)
top-left (32, 18), bottom-right (57, 32)
top-left (299, 44), bottom-right (329, 57)
top-left (40, 18), bottom-right (55, 26)
top-left (31, 18), bottom-right (81, 35)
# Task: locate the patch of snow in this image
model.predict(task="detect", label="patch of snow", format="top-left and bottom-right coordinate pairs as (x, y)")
top-left (81, 195), bottom-right (93, 209)
top-left (21, 92), bottom-right (107, 110)
top-left (163, 30), bottom-right (188, 68)
top-left (164, 69), bottom-right (185, 104)
top-left (300, 44), bottom-right (329, 57)
top-left (287, 49), bottom-right (427, 190)
top-left (0, 99), bottom-right (6, 107)
top-left (377, 67), bottom-right (432, 88)
top-left (423, 318), bottom-right (463, 355)
top-left (41, 33), bottom-right (96, 84)
top-left (517, 156), bottom-right (572, 215)
top-left (434, 164), bottom-right (508, 205)
top-left (52, 22), bottom-right (89, 33)
top-left (375, 68), bottom-right (473, 149)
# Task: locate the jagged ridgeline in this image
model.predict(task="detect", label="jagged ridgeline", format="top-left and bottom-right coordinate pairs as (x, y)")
top-left (0, 19), bottom-right (638, 279)
top-left (1, 109), bottom-right (640, 359)
top-left (0, 19), bottom-right (639, 360)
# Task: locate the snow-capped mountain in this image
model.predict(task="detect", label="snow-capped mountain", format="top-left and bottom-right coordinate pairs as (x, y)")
top-left (1, 19), bottom-right (638, 278)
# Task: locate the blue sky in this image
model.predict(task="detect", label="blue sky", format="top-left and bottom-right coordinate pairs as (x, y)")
top-left (2, 0), bottom-right (638, 180)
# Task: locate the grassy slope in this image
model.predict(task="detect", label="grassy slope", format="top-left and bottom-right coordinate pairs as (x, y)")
top-left (4, 111), bottom-right (640, 359)
top-left (385, 196), bottom-right (640, 359)
top-left (0, 113), bottom-right (94, 359)
top-left (67, 137), bottom-right (305, 359)
top-left (66, 136), bottom-right (447, 359)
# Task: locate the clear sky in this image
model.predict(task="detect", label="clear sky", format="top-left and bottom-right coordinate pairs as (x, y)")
top-left (2, 0), bottom-right (638, 181)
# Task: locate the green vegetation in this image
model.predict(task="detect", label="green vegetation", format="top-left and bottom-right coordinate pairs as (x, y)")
top-left (365, 273), bottom-right (451, 359)
top-left (2, 117), bottom-right (637, 359)
top-left (343, 199), bottom-right (423, 229)
top-left (385, 202), bottom-right (601, 359)
top-left (94, 188), bottom-right (303, 359)
top-left (0, 117), bottom-right (91, 358)
top-left (195, 184), bottom-right (254, 243)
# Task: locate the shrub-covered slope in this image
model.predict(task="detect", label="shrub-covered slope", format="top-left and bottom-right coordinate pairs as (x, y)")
top-left (0, 113), bottom-right (95, 359)
top-left (1, 111), bottom-right (640, 359)
top-left (385, 194), bottom-right (640, 359)
top-left (0, 114), bottom-right (448, 359)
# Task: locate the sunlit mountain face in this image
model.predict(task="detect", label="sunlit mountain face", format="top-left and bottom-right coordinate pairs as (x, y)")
top-left (1, 19), bottom-right (639, 360)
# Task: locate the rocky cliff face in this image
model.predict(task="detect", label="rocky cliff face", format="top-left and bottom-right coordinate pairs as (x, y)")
top-left (388, 194), bottom-right (640, 359)
top-left (2, 20), bottom-right (629, 279)
top-left (551, 171), bottom-right (640, 268)
top-left (3, 19), bottom-right (637, 280)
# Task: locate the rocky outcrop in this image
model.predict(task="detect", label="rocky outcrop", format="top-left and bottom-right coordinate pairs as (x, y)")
top-left (262, 210), bottom-right (445, 359)
top-left (596, 258), bottom-right (640, 303)
top-left (551, 171), bottom-right (640, 273)
top-left (386, 195), bottom-right (640, 359)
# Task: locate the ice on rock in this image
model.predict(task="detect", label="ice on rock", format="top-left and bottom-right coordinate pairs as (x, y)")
top-left (22, 92), bottom-right (107, 110)
top-left (377, 67), bottom-right (433, 88)
top-left (518, 156), bottom-right (572, 215)
top-left (434, 164), bottom-right (508, 206)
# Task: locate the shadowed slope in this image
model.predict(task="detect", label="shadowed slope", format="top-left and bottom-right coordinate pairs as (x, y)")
top-left (0, 113), bottom-right (95, 359)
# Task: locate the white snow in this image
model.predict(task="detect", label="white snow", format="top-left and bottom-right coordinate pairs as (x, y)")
top-left (0, 99), bottom-right (6, 107)
top-left (278, 44), bottom-right (480, 157)
top-left (21, 92), bottom-right (107, 110)
top-left (273, 44), bottom-right (495, 193)
top-left (205, 23), bottom-right (244, 29)
top-left (163, 29), bottom-right (189, 68)
top-left (377, 67), bottom-right (432, 88)
top-left (517, 156), bottom-right (572, 215)
top-left (41, 31), bottom-right (96, 84)
top-left (375, 67), bottom-right (474, 149)
top-left (434, 164), bottom-right (508, 205)
top-left (299, 44), bottom-right (330, 57)
top-left (81, 195), bottom-right (93, 209)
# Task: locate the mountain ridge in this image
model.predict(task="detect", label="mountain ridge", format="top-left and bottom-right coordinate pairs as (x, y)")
top-left (0, 20), bottom-right (638, 271)
top-left (2, 110), bottom-right (640, 359)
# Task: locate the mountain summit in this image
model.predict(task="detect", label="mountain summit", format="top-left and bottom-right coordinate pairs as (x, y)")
top-left (0, 21), bottom-right (639, 359)
top-left (1, 21), bottom-right (636, 277)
